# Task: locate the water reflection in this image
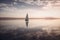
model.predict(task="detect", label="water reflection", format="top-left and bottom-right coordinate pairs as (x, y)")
top-left (26, 21), bottom-right (29, 27)
top-left (0, 19), bottom-right (60, 32)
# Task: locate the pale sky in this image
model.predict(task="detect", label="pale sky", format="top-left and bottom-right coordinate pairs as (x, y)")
top-left (0, 0), bottom-right (60, 18)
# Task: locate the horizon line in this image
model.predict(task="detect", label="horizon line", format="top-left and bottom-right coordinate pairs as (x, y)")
top-left (0, 17), bottom-right (60, 18)
top-left (0, 17), bottom-right (60, 20)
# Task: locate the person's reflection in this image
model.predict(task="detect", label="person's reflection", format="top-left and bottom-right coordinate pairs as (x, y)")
top-left (26, 21), bottom-right (29, 27)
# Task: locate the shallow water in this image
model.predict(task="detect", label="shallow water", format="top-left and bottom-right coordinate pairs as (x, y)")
top-left (0, 19), bottom-right (60, 40)
top-left (0, 19), bottom-right (60, 32)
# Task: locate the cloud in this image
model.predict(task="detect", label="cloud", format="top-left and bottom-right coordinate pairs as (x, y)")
top-left (0, 0), bottom-right (48, 8)
top-left (0, 0), bottom-right (45, 14)
top-left (17, 0), bottom-right (60, 7)
top-left (0, 0), bottom-right (60, 10)
top-left (0, 0), bottom-right (60, 11)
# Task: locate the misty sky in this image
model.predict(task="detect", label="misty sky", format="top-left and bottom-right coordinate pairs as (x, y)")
top-left (0, 0), bottom-right (60, 18)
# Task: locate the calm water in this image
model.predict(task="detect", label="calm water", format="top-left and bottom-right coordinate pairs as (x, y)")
top-left (0, 19), bottom-right (60, 33)
top-left (0, 19), bottom-right (60, 40)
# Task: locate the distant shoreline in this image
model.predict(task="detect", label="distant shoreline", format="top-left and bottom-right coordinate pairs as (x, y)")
top-left (0, 17), bottom-right (60, 20)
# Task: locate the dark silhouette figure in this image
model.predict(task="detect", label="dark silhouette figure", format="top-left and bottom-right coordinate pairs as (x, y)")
top-left (25, 13), bottom-right (29, 28)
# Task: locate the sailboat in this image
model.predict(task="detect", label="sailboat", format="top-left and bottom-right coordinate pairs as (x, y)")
top-left (25, 14), bottom-right (29, 22)
top-left (25, 14), bottom-right (29, 27)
